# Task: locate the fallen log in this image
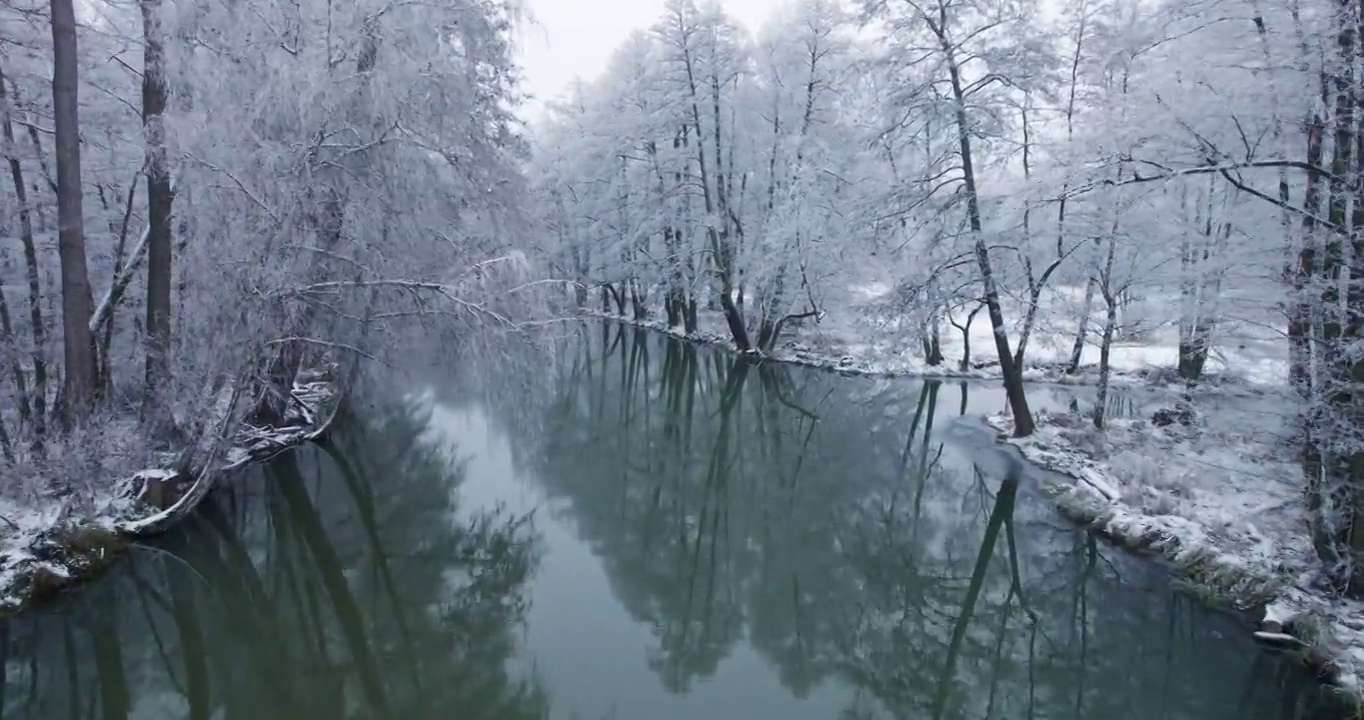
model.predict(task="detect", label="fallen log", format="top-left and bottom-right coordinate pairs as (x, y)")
top-left (114, 372), bottom-right (341, 537)
top-left (0, 367), bottom-right (342, 615)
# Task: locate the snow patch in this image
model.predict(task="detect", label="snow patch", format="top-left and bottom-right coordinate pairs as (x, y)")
top-left (990, 408), bottom-right (1364, 698)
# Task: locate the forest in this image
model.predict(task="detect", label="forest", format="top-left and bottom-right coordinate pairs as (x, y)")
top-left (3, 0), bottom-right (1364, 702)
top-left (0, 0), bottom-right (532, 559)
top-left (531, 0), bottom-right (1364, 631)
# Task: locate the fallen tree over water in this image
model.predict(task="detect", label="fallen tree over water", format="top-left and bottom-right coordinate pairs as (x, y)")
top-left (0, 366), bottom-right (342, 613)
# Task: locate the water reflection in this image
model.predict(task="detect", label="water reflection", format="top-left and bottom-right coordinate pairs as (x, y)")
top-left (529, 326), bottom-right (1330, 720)
top-left (0, 325), bottom-right (1334, 720)
top-left (0, 398), bottom-right (544, 720)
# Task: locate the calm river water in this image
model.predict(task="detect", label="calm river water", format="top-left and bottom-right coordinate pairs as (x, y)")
top-left (0, 325), bottom-right (1337, 719)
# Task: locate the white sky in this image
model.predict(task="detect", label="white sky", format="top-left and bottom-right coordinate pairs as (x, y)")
top-left (516, 0), bottom-right (784, 120)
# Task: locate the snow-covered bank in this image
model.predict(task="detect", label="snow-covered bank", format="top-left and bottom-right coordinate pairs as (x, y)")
top-left (0, 371), bottom-right (341, 614)
top-left (987, 409), bottom-right (1364, 705)
top-left (589, 307), bottom-right (1275, 396)
top-left (595, 313), bottom-right (1354, 704)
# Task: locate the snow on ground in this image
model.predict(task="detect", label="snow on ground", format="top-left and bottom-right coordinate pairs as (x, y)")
top-left (596, 282), bottom-right (1288, 393)
top-left (0, 374), bottom-right (340, 613)
top-left (988, 403), bottom-right (1364, 700)
top-left (779, 282), bottom-right (1288, 392)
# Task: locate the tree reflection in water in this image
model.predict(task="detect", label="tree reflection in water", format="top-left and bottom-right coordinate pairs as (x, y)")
top-left (0, 396), bottom-right (545, 720)
top-left (0, 326), bottom-right (1337, 720)
top-left (532, 327), bottom-right (1335, 720)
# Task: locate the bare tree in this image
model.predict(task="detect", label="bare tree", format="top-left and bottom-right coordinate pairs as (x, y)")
top-left (0, 64), bottom-right (47, 440)
top-left (908, 0), bottom-right (1036, 436)
top-left (49, 0), bottom-right (97, 423)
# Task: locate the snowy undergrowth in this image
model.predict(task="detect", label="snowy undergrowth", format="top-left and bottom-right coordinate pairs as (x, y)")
top-left (988, 407), bottom-right (1364, 702)
top-left (803, 283), bottom-right (1286, 391)
top-left (0, 375), bottom-right (339, 614)
top-left (0, 413), bottom-right (156, 610)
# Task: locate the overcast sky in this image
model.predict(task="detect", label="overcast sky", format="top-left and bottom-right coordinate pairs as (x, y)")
top-left (516, 0), bottom-right (784, 120)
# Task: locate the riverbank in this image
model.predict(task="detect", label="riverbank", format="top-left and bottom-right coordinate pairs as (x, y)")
top-left (593, 312), bottom-right (1359, 706)
top-left (987, 408), bottom-right (1364, 709)
top-left (0, 370), bottom-right (341, 614)
top-left (588, 309), bottom-right (1276, 396)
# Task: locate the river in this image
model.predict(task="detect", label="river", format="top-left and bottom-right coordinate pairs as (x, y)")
top-left (0, 325), bottom-right (1337, 719)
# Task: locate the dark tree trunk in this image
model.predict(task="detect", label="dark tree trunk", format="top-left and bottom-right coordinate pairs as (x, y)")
top-left (0, 65), bottom-right (44, 438)
top-left (1290, 167), bottom-right (1320, 394)
top-left (142, 0), bottom-right (175, 411)
top-left (1093, 281), bottom-right (1119, 430)
top-left (1288, 4), bottom-right (1327, 400)
top-left (922, 330), bottom-right (943, 367)
top-left (1305, 1), bottom-right (1364, 594)
top-left (1176, 334), bottom-right (1211, 384)
top-left (943, 47), bottom-right (1033, 436)
top-left (630, 284), bottom-right (647, 321)
top-left (758, 319), bottom-right (776, 352)
top-left (50, 0), bottom-right (98, 423)
top-left (952, 303), bottom-right (984, 373)
top-left (718, 283), bottom-right (751, 352)
top-left (1067, 275), bottom-right (1097, 374)
top-left (666, 291), bottom-right (681, 328)
top-left (919, 311), bottom-right (943, 367)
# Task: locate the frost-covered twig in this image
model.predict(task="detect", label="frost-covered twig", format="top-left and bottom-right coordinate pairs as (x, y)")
top-left (89, 225), bottom-right (150, 335)
top-left (265, 336), bottom-right (376, 358)
top-left (189, 157), bottom-right (281, 223)
top-left (282, 278), bottom-right (522, 328)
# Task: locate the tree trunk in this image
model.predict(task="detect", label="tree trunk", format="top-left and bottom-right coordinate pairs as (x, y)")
top-left (630, 283), bottom-right (646, 321)
top-left (0, 65), bottom-right (46, 438)
top-left (1093, 240), bottom-right (1119, 430)
top-left (1176, 334), bottom-right (1212, 384)
top-left (1289, 236), bottom-right (1318, 396)
top-left (678, 24), bottom-right (747, 351)
top-left (921, 311), bottom-right (944, 366)
top-left (97, 175), bottom-right (140, 396)
top-left (1305, 0), bottom-right (1354, 588)
top-left (717, 280), bottom-right (751, 352)
top-left (1305, 0), bottom-right (1364, 594)
top-left (953, 303), bottom-right (984, 373)
top-left (922, 334), bottom-right (944, 367)
top-left (1013, 99), bottom-right (1040, 372)
top-left (1288, 0), bottom-right (1326, 399)
top-left (0, 279), bottom-right (32, 437)
top-left (1067, 275), bottom-right (1097, 374)
top-left (1093, 295), bottom-right (1118, 431)
top-left (49, 0), bottom-right (98, 423)
top-left (663, 227), bottom-right (683, 328)
top-left (142, 0), bottom-right (175, 411)
top-left (942, 44), bottom-right (1033, 436)
top-left (666, 293), bottom-right (681, 328)
top-left (1014, 281), bottom-right (1043, 371)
